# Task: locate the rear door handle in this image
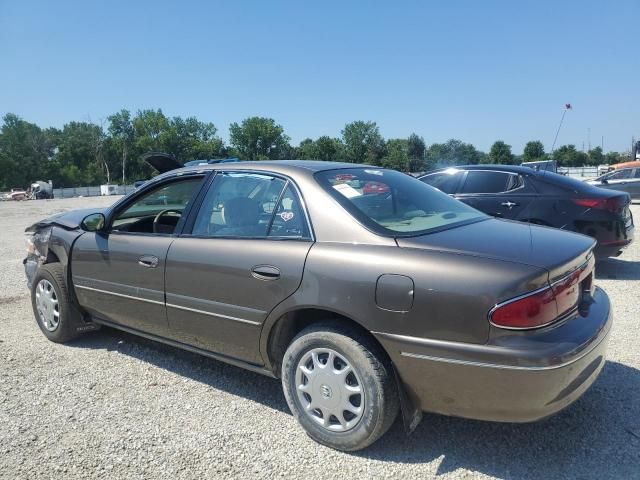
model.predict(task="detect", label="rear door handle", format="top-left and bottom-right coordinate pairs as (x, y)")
top-left (138, 255), bottom-right (159, 268)
top-left (501, 201), bottom-right (518, 208)
top-left (251, 265), bottom-right (280, 281)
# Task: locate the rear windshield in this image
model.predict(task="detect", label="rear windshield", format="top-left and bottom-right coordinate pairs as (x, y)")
top-left (315, 168), bottom-right (487, 236)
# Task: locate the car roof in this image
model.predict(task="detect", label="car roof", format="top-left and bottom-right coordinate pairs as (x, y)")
top-left (173, 160), bottom-right (366, 176)
top-left (425, 164), bottom-right (539, 175)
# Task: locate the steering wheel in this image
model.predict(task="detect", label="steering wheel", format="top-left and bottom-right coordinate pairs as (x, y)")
top-left (153, 209), bottom-right (182, 233)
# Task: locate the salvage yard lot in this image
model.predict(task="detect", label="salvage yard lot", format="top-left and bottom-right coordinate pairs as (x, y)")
top-left (1, 197), bottom-right (639, 479)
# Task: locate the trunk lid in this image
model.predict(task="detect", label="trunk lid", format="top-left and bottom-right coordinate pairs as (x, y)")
top-left (143, 152), bottom-right (183, 173)
top-left (396, 218), bottom-right (595, 282)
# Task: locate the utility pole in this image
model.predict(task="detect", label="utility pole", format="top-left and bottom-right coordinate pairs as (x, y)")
top-left (551, 103), bottom-right (572, 155)
top-left (587, 128), bottom-right (591, 151)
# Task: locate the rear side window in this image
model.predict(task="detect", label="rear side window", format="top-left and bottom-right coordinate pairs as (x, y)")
top-left (191, 172), bottom-right (310, 239)
top-left (267, 185), bottom-right (310, 238)
top-left (420, 170), bottom-right (463, 194)
top-left (460, 171), bottom-right (520, 194)
top-left (192, 172), bottom-right (286, 237)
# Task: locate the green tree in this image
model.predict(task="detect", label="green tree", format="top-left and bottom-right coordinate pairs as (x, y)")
top-left (49, 121), bottom-right (106, 186)
top-left (108, 109), bottom-right (135, 184)
top-left (604, 151), bottom-right (624, 165)
top-left (553, 145), bottom-right (589, 167)
top-left (341, 121), bottom-right (385, 164)
top-left (407, 133), bottom-right (426, 172)
top-left (425, 139), bottom-right (483, 168)
top-left (587, 146), bottom-right (604, 166)
top-left (382, 139), bottom-right (409, 170)
top-left (523, 140), bottom-right (545, 162)
top-left (296, 138), bottom-right (316, 159)
top-left (487, 140), bottom-right (514, 164)
top-left (296, 136), bottom-right (344, 161)
top-left (0, 113), bottom-right (54, 189)
top-left (229, 117), bottom-right (290, 160)
top-left (314, 136), bottom-right (344, 161)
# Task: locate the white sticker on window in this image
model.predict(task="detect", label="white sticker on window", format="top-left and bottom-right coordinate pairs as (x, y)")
top-left (280, 211), bottom-right (294, 222)
top-left (333, 183), bottom-right (362, 198)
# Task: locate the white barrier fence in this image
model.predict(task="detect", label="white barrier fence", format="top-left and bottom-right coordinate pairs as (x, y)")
top-left (1, 184), bottom-right (136, 200)
top-left (51, 185), bottom-right (136, 198)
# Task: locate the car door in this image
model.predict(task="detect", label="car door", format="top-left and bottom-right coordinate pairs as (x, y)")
top-left (455, 170), bottom-right (536, 220)
top-left (597, 168), bottom-right (634, 194)
top-left (71, 175), bottom-right (205, 337)
top-left (164, 171), bottom-right (314, 363)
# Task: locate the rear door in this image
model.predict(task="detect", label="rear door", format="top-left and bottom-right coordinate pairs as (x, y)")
top-left (164, 171), bottom-right (313, 363)
top-left (455, 170), bottom-right (536, 220)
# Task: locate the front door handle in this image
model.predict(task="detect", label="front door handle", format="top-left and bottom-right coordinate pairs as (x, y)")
top-left (251, 265), bottom-right (280, 281)
top-left (138, 255), bottom-right (159, 268)
top-left (501, 201), bottom-right (518, 209)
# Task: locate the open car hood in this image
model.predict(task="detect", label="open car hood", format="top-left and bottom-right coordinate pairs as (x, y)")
top-left (143, 152), bottom-right (183, 173)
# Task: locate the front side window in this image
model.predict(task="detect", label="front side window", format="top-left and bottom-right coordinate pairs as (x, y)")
top-left (459, 171), bottom-right (520, 194)
top-left (191, 172), bottom-right (310, 239)
top-left (420, 169), bottom-right (463, 194)
top-left (111, 177), bottom-right (203, 234)
top-left (315, 168), bottom-right (486, 236)
top-left (605, 169), bottom-right (633, 180)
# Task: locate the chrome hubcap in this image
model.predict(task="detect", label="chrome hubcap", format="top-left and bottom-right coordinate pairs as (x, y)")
top-left (35, 279), bottom-right (60, 332)
top-left (295, 348), bottom-right (364, 432)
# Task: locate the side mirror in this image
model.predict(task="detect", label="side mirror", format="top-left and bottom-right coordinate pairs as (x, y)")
top-left (81, 213), bottom-right (106, 232)
top-left (601, 178), bottom-right (609, 185)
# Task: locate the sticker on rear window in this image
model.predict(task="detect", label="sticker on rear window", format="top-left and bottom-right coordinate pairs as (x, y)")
top-left (333, 183), bottom-right (362, 198)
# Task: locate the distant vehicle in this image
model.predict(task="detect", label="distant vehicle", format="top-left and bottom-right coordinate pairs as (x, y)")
top-left (100, 185), bottom-right (118, 196)
top-left (521, 160), bottom-right (557, 173)
top-left (587, 166), bottom-right (640, 199)
top-left (9, 188), bottom-right (27, 201)
top-left (606, 140), bottom-right (640, 172)
top-left (30, 181), bottom-right (53, 199)
top-left (183, 157), bottom-right (240, 167)
top-left (420, 164), bottom-right (634, 257)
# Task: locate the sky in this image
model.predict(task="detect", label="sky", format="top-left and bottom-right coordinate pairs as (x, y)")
top-left (1, 0), bottom-right (638, 154)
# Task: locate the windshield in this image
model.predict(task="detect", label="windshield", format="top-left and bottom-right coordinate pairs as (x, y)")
top-left (315, 168), bottom-right (487, 236)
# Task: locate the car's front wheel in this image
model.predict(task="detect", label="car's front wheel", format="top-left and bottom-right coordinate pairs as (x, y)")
top-left (281, 322), bottom-right (399, 451)
top-left (31, 263), bottom-right (83, 343)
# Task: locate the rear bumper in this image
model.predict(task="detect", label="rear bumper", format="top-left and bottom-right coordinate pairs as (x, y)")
top-left (375, 286), bottom-right (612, 423)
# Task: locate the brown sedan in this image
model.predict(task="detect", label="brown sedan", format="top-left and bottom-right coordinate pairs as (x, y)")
top-left (24, 161), bottom-right (612, 451)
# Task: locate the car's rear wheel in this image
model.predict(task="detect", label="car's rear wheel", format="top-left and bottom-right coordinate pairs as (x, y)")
top-left (281, 322), bottom-right (399, 451)
top-left (31, 263), bottom-right (82, 343)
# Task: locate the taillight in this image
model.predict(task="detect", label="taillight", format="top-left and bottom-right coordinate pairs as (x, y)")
top-left (489, 287), bottom-right (558, 329)
top-left (572, 197), bottom-right (623, 213)
top-left (490, 264), bottom-right (589, 329)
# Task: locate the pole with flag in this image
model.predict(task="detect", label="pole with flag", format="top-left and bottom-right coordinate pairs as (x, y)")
top-left (551, 103), bottom-right (572, 156)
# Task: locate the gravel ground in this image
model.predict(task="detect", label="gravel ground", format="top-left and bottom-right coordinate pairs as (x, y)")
top-left (1, 197), bottom-right (639, 479)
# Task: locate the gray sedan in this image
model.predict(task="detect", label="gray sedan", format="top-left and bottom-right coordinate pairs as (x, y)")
top-left (587, 166), bottom-right (640, 199)
top-left (24, 160), bottom-right (611, 451)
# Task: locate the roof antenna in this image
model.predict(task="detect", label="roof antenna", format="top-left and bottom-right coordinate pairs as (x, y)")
top-left (551, 103), bottom-right (572, 155)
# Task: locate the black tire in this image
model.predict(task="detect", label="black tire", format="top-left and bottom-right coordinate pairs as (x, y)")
top-left (31, 263), bottom-right (83, 343)
top-left (281, 322), bottom-right (399, 451)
